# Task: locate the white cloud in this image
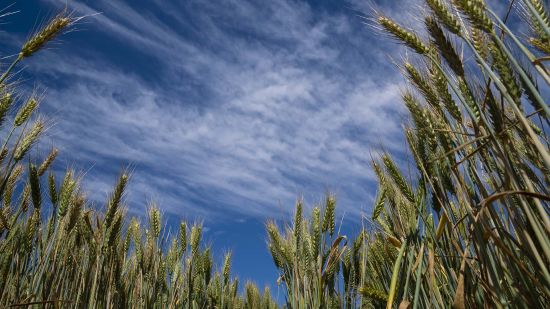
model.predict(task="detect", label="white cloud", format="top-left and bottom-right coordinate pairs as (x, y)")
top-left (31, 0), bottom-right (410, 221)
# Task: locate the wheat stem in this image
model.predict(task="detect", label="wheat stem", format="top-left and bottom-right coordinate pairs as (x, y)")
top-left (0, 56), bottom-right (21, 85)
top-left (465, 39), bottom-right (550, 169)
top-left (491, 29), bottom-right (550, 118)
top-left (386, 238), bottom-right (407, 309)
top-left (488, 8), bottom-right (550, 85)
top-left (524, 0), bottom-right (550, 37)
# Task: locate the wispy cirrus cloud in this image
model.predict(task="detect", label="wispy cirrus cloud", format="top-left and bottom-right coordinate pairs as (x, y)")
top-left (20, 0), bottom-right (413, 221)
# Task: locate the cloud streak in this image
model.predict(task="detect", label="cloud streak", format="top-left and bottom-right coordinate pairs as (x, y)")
top-left (27, 0), bottom-right (411, 221)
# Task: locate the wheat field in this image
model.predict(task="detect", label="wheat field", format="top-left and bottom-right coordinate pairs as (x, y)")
top-left (0, 0), bottom-right (549, 308)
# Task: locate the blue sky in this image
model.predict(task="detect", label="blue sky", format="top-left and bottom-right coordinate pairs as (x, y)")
top-left (3, 0), bottom-right (513, 295)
